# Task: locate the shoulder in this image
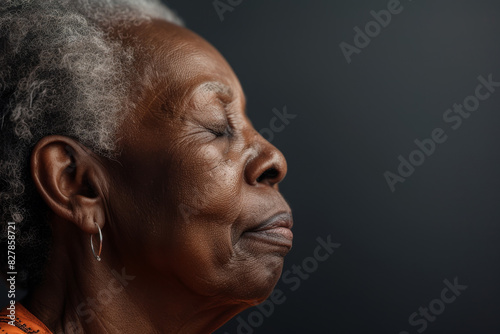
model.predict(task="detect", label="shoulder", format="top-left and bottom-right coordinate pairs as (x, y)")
top-left (0, 302), bottom-right (52, 334)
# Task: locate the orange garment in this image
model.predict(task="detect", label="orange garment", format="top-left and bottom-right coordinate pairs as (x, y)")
top-left (0, 303), bottom-right (52, 334)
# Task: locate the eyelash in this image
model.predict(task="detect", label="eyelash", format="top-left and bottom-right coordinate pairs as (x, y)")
top-left (209, 124), bottom-right (233, 138)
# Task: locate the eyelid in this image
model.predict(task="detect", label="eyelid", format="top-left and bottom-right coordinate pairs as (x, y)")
top-left (203, 97), bottom-right (237, 138)
top-left (208, 122), bottom-right (233, 138)
top-left (207, 112), bottom-right (235, 138)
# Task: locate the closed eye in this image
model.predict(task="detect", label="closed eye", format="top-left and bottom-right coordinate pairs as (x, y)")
top-left (207, 123), bottom-right (233, 138)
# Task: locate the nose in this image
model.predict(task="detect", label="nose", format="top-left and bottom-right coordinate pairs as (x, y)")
top-left (244, 131), bottom-right (288, 188)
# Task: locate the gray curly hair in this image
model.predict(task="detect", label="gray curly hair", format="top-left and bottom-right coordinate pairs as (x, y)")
top-left (0, 0), bottom-right (182, 289)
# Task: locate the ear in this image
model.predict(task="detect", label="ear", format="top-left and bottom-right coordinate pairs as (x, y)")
top-left (30, 135), bottom-right (109, 234)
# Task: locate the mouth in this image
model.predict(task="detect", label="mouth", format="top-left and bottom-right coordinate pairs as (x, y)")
top-left (243, 212), bottom-right (293, 249)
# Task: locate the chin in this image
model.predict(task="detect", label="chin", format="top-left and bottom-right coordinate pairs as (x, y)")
top-left (226, 256), bottom-right (286, 304)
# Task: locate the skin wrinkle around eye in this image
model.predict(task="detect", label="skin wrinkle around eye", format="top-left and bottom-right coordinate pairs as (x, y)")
top-left (144, 79), bottom-right (236, 130)
top-left (186, 84), bottom-right (241, 143)
top-left (175, 91), bottom-right (252, 177)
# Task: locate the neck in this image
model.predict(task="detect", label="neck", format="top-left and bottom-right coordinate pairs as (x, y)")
top-left (24, 220), bottom-right (247, 333)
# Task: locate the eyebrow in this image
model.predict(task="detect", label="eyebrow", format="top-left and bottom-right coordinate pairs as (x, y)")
top-left (197, 81), bottom-right (233, 99)
top-left (197, 81), bottom-right (247, 111)
top-left (158, 80), bottom-right (243, 116)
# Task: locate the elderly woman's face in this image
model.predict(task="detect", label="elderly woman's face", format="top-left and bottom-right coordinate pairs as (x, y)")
top-left (105, 20), bottom-right (292, 302)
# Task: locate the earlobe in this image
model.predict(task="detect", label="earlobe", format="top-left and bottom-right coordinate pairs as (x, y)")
top-left (30, 135), bottom-right (108, 234)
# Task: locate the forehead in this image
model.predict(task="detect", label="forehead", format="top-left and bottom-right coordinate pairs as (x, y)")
top-left (123, 19), bottom-right (243, 114)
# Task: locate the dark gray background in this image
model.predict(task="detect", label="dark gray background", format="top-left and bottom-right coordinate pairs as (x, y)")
top-left (3, 0), bottom-right (500, 333)
top-left (163, 0), bottom-right (500, 333)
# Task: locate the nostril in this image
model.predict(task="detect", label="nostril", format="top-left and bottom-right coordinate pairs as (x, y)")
top-left (256, 167), bottom-right (279, 183)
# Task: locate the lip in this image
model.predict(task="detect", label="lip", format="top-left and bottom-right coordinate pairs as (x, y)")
top-left (243, 212), bottom-right (293, 249)
top-left (252, 211), bottom-right (293, 232)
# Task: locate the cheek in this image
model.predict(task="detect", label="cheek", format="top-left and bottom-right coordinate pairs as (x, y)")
top-left (170, 144), bottom-right (241, 221)
top-left (160, 148), bottom-right (247, 282)
top-left (202, 144), bottom-right (220, 166)
top-left (108, 137), bottom-right (247, 283)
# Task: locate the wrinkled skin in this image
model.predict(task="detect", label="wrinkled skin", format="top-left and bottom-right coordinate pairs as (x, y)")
top-left (26, 19), bottom-right (292, 333)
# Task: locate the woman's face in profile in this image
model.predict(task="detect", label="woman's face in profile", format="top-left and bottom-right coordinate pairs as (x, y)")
top-left (104, 20), bottom-right (292, 302)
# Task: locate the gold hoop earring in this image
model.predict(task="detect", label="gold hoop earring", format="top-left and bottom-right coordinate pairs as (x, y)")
top-left (90, 222), bottom-right (102, 261)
